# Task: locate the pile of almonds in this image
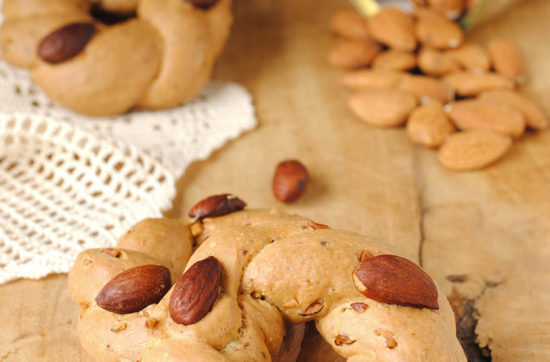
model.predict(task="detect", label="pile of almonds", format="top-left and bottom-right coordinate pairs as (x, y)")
top-left (329, 2), bottom-right (548, 171)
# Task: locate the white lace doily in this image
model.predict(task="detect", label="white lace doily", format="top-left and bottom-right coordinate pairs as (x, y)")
top-left (0, 54), bottom-right (257, 284)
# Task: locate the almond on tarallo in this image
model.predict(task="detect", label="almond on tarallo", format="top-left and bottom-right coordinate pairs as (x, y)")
top-left (438, 130), bottom-right (512, 171)
top-left (348, 89), bottom-right (417, 127)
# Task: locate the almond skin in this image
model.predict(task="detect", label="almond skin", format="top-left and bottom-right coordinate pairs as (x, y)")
top-left (407, 101), bottom-right (455, 148)
top-left (348, 89), bottom-right (417, 127)
top-left (372, 49), bottom-right (416, 71)
top-left (417, 48), bottom-right (461, 76)
top-left (445, 99), bottom-right (525, 138)
top-left (479, 90), bottom-right (548, 130)
top-left (340, 70), bottom-right (404, 92)
top-left (438, 130), bottom-right (512, 171)
top-left (415, 8), bottom-right (464, 49)
top-left (488, 38), bottom-right (525, 83)
top-left (397, 74), bottom-right (454, 103)
top-left (443, 71), bottom-right (515, 97)
top-left (95, 264), bottom-right (171, 314)
top-left (328, 39), bottom-right (381, 69)
top-left (446, 43), bottom-right (490, 72)
top-left (169, 256), bottom-right (221, 325)
top-left (331, 10), bottom-right (370, 40)
top-left (367, 7), bottom-right (417, 51)
top-left (38, 22), bottom-right (95, 64)
top-left (188, 194), bottom-right (246, 219)
top-left (353, 254), bottom-right (439, 310)
top-left (272, 160), bottom-right (309, 203)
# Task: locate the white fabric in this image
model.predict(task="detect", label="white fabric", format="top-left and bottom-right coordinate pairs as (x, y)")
top-left (0, 60), bottom-right (257, 283)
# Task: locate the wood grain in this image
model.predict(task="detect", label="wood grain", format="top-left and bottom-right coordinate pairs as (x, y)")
top-left (1, 0), bottom-right (550, 360)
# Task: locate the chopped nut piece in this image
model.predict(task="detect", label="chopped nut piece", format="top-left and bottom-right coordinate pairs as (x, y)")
top-left (334, 334), bottom-right (356, 346)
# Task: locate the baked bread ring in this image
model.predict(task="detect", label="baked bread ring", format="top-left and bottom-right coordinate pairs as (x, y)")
top-left (0, 0), bottom-right (232, 116)
top-left (68, 195), bottom-right (466, 361)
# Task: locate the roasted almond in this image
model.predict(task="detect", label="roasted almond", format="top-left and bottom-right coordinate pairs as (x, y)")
top-left (443, 71), bottom-right (515, 97)
top-left (397, 74), bottom-right (454, 103)
top-left (95, 264), bottom-right (171, 314)
top-left (169, 256), bottom-right (221, 325)
top-left (353, 254), bottom-right (439, 310)
top-left (417, 48), bottom-right (461, 76)
top-left (340, 70), bottom-right (404, 91)
top-left (348, 89), bottom-right (417, 127)
top-left (479, 90), bottom-right (548, 130)
top-left (438, 130), bottom-right (512, 171)
top-left (372, 49), bottom-right (416, 71)
top-left (188, 194), bottom-right (246, 219)
top-left (446, 43), bottom-right (490, 72)
top-left (331, 10), bottom-right (371, 40)
top-left (272, 160), bottom-right (309, 203)
top-left (488, 38), bottom-right (525, 83)
top-left (367, 7), bottom-right (416, 51)
top-left (415, 8), bottom-right (464, 49)
top-left (38, 22), bottom-right (95, 64)
top-left (328, 39), bottom-right (381, 69)
top-left (445, 99), bottom-right (525, 138)
top-left (407, 101), bottom-right (455, 148)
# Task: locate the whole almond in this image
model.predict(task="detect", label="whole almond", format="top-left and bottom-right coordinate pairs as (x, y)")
top-left (353, 254), bottom-right (439, 310)
top-left (272, 160), bottom-right (309, 203)
top-left (443, 71), bottom-right (514, 97)
top-left (407, 101), bottom-right (455, 148)
top-left (38, 22), bottom-right (95, 64)
top-left (479, 90), bottom-right (548, 130)
top-left (415, 8), bottom-right (464, 49)
top-left (488, 38), bottom-right (525, 83)
top-left (188, 194), bottom-right (246, 219)
top-left (367, 7), bottom-right (417, 51)
top-left (446, 43), bottom-right (490, 72)
top-left (438, 130), bottom-right (512, 171)
top-left (348, 89), bottom-right (417, 127)
top-left (331, 10), bottom-right (371, 40)
top-left (397, 75), bottom-right (454, 103)
top-left (328, 39), bottom-right (381, 69)
top-left (95, 264), bottom-right (171, 314)
top-left (426, 0), bottom-right (465, 19)
top-left (372, 49), bottom-right (416, 71)
top-left (417, 48), bottom-right (461, 76)
top-left (169, 256), bottom-right (221, 325)
top-left (340, 70), bottom-right (404, 92)
top-left (445, 99), bottom-right (525, 138)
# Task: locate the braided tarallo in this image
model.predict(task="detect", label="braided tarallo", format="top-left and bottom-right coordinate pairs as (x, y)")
top-left (68, 194), bottom-right (466, 361)
top-left (0, 0), bottom-right (232, 116)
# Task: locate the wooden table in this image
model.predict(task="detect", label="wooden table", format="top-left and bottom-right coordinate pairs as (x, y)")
top-left (1, 0), bottom-right (550, 360)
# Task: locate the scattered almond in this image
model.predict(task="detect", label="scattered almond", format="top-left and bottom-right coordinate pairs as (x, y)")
top-left (488, 38), bottom-right (525, 83)
top-left (340, 70), bottom-right (404, 91)
top-left (446, 43), bottom-right (490, 71)
top-left (331, 10), bottom-right (371, 40)
top-left (348, 89), bottom-right (417, 127)
top-left (438, 131), bottom-right (512, 171)
top-left (397, 74), bottom-right (454, 103)
top-left (415, 8), bottom-right (464, 49)
top-left (445, 99), bottom-right (525, 138)
top-left (328, 39), bottom-right (381, 69)
top-left (443, 71), bottom-right (514, 97)
top-left (272, 160), bottom-right (309, 203)
top-left (417, 48), bottom-right (461, 76)
top-left (479, 90), bottom-right (548, 130)
top-left (372, 49), bottom-right (416, 71)
top-left (425, 0), bottom-right (465, 19)
top-left (367, 7), bottom-right (416, 51)
top-left (407, 101), bottom-right (455, 148)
